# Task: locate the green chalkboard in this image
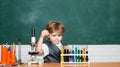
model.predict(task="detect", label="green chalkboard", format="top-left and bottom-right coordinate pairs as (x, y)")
top-left (0, 0), bottom-right (120, 44)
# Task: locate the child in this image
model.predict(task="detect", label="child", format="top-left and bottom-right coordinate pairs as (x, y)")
top-left (36, 21), bottom-right (65, 63)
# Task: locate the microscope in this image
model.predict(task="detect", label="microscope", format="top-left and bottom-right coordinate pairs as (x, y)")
top-left (28, 28), bottom-right (43, 65)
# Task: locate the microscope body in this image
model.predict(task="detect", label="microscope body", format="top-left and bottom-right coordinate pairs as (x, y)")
top-left (28, 28), bottom-right (44, 65)
top-left (28, 36), bottom-right (39, 65)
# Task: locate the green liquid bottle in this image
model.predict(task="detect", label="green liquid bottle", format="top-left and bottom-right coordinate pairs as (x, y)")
top-left (77, 50), bottom-right (81, 62)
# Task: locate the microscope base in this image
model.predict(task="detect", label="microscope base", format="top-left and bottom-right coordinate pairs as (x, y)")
top-left (28, 61), bottom-right (43, 65)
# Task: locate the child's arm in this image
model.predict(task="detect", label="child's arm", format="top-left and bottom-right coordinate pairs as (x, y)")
top-left (36, 30), bottom-right (49, 54)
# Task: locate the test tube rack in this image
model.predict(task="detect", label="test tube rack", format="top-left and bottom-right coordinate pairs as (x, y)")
top-left (61, 45), bottom-right (89, 64)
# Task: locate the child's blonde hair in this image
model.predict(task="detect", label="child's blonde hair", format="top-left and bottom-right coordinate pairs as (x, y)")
top-left (46, 21), bottom-right (65, 35)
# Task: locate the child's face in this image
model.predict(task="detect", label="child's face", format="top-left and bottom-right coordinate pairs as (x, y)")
top-left (49, 32), bottom-right (63, 44)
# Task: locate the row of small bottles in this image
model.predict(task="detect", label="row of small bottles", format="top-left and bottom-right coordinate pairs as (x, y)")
top-left (61, 45), bottom-right (89, 63)
top-left (0, 43), bottom-right (17, 64)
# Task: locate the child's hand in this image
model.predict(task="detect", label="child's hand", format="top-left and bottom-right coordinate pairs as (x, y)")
top-left (35, 45), bottom-right (44, 54)
top-left (40, 30), bottom-right (49, 38)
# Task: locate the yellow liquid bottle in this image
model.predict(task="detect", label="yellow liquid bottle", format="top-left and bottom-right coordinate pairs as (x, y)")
top-left (61, 48), bottom-right (64, 62)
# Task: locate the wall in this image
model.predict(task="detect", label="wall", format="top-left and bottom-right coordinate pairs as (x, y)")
top-left (1, 45), bottom-right (120, 63)
top-left (88, 45), bottom-right (120, 62)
